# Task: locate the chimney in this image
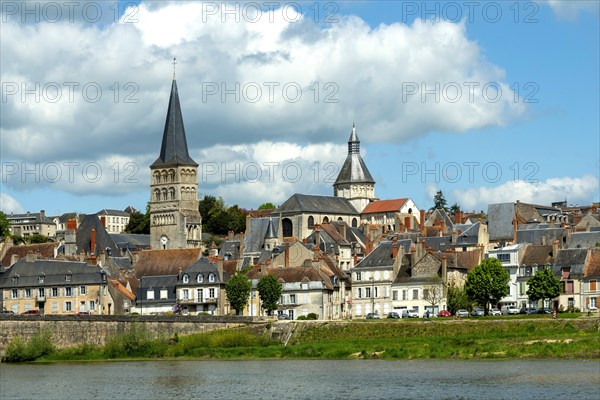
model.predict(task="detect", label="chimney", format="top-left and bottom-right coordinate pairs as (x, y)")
top-left (284, 242), bottom-right (289, 268)
top-left (260, 262), bottom-right (267, 276)
top-left (25, 252), bottom-right (38, 262)
top-left (341, 222), bottom-right (347, 240)
top-left (565, 225), bottom-right (572, 245)
top-left (441, 254), bottom-right (447, 283)
top-left (353, 251), bottom-right (358, 267)
top-left (217, 257), bottom-right (224, 283)
top-left (40, 210), bottom-right (45, 218)
top-left (90, 228), bottom-right (96, 254)
top-left (404, 216), bottom-right (411, 233)
top-left (392, 237), bottom-right (399, 259)
top-left (313, 245), bottom-right (319, 261)
top-left (419, 209), bottom-right (425, 232)
top-left (455, 210), bottom-right (462, 224)
top-left (410, 247), bottom-right (417, 267)
top-left (420, 239), bottom-right (426, 258)
top-left (67, 218), bottom-right (77, 230)
top-left (315, 225), bottom-right (321, 249)
top-left (440, 221), bottom-right (445, 237)
top-left (512, 218), bottom-right (517, 244)
top-left (451, 230), bottom-right (457, 244)
top-left (552, 239), bottom-right (559, 258)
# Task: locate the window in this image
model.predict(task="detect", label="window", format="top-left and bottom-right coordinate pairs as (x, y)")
top-left (38, 288), bottom-right (45, 298)
top-left (183, 274), bottom-right (189, 284)
top-left (365, 287), bottom-right (371, 298)
top-left (423, 289), bottom-right (430, 300)
top-left (290, 294), bottom-right (296, 304)
top-left (307, 216), bottom-right (314, 229)
top-left (591, 280), bottom-right (597, 291)
top-left (38, 276), bottom-right (44, 284)
top-left (52, 287), bottom-right (59, 297)
top-left (357, 288), bottom-right (362, 299)
top-left (412, 289), bottom-right (419, 300)
top-left (197, 274), bottom-right (203, 283)
top-left (590, 298), bottom-right (597, 308)
top-left (209, 288), bottom-right (215, 298)
top-left (392, 290), bottom-right (398, 301)
top-left (160, 289), bottom-right (168, 299)
top-left (79, 286), bottom-right (87, 295)
top-left (65, 301), bottom-right (72, 312)
top-left (11, 289), bottom-right (18, 299)
top-left (301, 283), bottom-right (308, 290)
top-left (355, 272), bottom-right (362, 281)
top-left (65, 287), bottom-right (73, 297)
top-left (374, 287), bottom-right (378, 298)
top-left (66, 274), bottom-right (72, 282)
top-left (52, 302), bottom-right (58, 312)
top-left (25, 289), bottom-right (32, 298)
top-left (147, 290), bottom-right (155, 300)
top-left (497, 253), bottom-right (510, 263)
top-left (89, 300), bottom-right (96, 311)
top-left (282, 218), bottom-right (293, 237)
top-left (402, 290), bottom-right (408, 301)
top-left (209, 273), bottom-right (215, 283)
top-left (182, 289), bottom-right (189, 300)
top-left (197, 289), bottom-right (203, 302)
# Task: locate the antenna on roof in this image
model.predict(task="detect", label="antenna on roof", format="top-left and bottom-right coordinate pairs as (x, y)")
top-left (172, 57), bottom-right (177, 80)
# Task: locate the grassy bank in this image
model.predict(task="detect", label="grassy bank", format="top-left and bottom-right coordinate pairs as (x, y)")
top-left (6, 319), bottom-right (599, 362)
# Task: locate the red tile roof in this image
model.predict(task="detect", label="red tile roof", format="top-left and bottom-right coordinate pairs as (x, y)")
top-left (584, 248), bottom-right (600, 278)
top-left (362, 199), bottom-right (408, 214)
top-left (134, 248), bottom-right (201, 277)
top-left (109, 278), bottom-right (136, 301)
top-left (1, 242), bottom-right (60, 267)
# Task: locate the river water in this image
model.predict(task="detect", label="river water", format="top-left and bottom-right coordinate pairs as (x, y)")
top-left (1, 359), bottom-right (598, 399)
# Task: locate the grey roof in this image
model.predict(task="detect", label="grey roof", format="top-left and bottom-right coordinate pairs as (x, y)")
top-left (265, 218), bottom-right (277, 239)
top-left (333, 124), bottom-right (375, 186)
top-left (455, 222), bottom-right (480, 245)
top-left (354, 241), bottom-right (396, 269)
top-left (426, 209), bottom-right (454, 230)
top-left (424, 236), bottom-right (452, 252)
top-left (276, 194), bottom-right (359, 215)
top-left (568, 231), bottom-right (600, 249)
top-left (1, 259), bottom-right (106, 288)
top-left (137, 275), bottom-right (177, 304)
top-left (516, 228), bottom-right (565, 245)
top-left (110, 233), bottom-right (151, 250)
top-left (244, 217), bottom-right (280, 254)
top-left (57, 212), bottom-right (79, 223)
top-left (103, 256), bottom-right (134, 277)
top-left (97, 209), bottom-right (130, 217)
top-left (179, 257), bottom-right (228, 285)
top-left (219, 240), bottom-right (241, 260)
top-left (488, 203), bottom-right (515, 241)
top-left (150, 79), bottom-right (198, 168)
top-left (6, 211), bottom-right (54, 225)
top-left (553, 248), bottom-right (588, 276)
top-left (76, 215), bottom-right (121, 256)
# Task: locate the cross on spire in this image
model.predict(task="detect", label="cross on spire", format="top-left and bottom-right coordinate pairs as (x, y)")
top-left (172, 57), bottom-right (177, 79)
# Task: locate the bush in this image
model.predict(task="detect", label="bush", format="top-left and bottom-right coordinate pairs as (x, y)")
top-left (103, 323), bottom-right (166, 358)
top-left (306, 313), bottom-right (318, 320)
top-left (3, 328), bottom-right (55, 362)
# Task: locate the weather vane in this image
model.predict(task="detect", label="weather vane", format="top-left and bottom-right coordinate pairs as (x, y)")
top-left (172, 57), bottom-right (177, 79)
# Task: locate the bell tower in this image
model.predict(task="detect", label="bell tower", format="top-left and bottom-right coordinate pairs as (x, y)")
top-left (149, 75), bottom-right (202, 249)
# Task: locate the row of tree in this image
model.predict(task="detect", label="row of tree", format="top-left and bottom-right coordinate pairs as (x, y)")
top-left (225, 273), bottom-right (282, 315)
top-left (446, 258), bottom-right (561, 315)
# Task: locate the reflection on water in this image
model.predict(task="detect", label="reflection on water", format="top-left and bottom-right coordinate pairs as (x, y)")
top-left (1, 360), bottom-right (599, 400)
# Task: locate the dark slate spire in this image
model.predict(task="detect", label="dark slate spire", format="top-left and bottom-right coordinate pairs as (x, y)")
top-left (334, 124), bottom-right (375, 185)
top-left (265, 217), bottom-right (276, 239)
top-left (151, 79), bottom-right (198, 168)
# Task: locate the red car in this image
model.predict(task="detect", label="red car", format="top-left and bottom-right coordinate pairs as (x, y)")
top-left (21, 309), bottom-right (40, 315)
top-left (437, 310), bottom-right (452, 317)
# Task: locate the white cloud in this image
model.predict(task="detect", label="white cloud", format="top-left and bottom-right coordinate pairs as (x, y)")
top-left (542, 0), bottom-right (600, 20)
top-left (0, 193), bottom-right (25, 213)
top-left (453, 175), bottom-right (600, 211)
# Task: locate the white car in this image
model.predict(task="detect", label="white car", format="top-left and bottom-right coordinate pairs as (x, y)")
top-left (490, 308), bottom-right (501, 316)
top-left (401, 309), bottom-right (419, 318)
top-left (501, 305), bottom-right (520, 315)
top-left (455, 309), bottom-right (469, 317)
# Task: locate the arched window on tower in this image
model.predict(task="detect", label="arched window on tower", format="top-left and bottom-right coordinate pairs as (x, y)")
top-left (307, 216), bottom-right (314, 229)
top-left (282, 218), bottom-right (293, 238)
top-left (352, 218), bottom-right (358, 228)
top-left (322, 216), bottom-right (329, 223)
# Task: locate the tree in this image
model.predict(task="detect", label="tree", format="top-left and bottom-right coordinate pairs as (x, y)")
top-left (449, 203), bottom-right (461, 216)
top-left (198, 195), bottom-right (218, 224)
top-left (446, 280), bottom-right (470, 315)
top-left (258, 202), bottom-right (276, 210)
top-left (257, 275), bottom-right (282, 316)
top-left (423, 277), bottom-right (444, 314)
top-left (527, 268), bottom-right (560, 308)
top-left (225, 273), bottom-right (252, 315)
top-left (125, 206), bottom-right (150, 234)
top-left (28, 234), bottom-right (49, 244)
top-left (226, 205), bottom-right (247, 233)
top-left (0, 211), bottom-right (10, 237)
top-left (429, 190), bottom-right (449, 212)
top-left (465, 258), bottom-right (509, 315)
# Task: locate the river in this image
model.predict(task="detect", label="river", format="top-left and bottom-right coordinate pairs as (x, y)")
top-left (1, 359), bottom-right (598, 399)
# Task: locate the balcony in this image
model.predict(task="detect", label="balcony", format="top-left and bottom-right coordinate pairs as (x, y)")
top-left (36, 295), bottom-right (46, 302)
top-left (179, 298), bottom-right (195, 304)
top-left (202, 298), bottom-right (217, 304)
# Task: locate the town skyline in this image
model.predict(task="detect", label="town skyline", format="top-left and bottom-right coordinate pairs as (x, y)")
top-left (1, 1), bottom-right (599, 216)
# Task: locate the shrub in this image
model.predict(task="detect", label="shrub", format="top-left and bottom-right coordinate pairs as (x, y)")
top-left (306, 313), bottom-right (318, 320)
top-left (3, 328), bottom-right (55, 362)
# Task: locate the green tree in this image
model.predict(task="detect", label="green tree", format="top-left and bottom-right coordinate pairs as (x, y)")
top-left (526, 268), bottom-right (560, 308)
top-left (125, 206), bottom-right (150, 234)
top-left (258, 202), bottom-right (276, 210)
top-left (198, 195), bottom-right (218, 225)
top-left (257, 275), bottom-right (282, 316)
top-left (225, 273), bottom-right (252, 315)
top-left (465, 258), bottom-right (509, 315)
top-left (450, 203), bottom-right (461, 216)
top-left (28, 234), bottom-right (49, 244)
top-left (446, 280), bottom-right (470, 315)
top-left (429, 190), bottom-right (449, 212)
top-left (0, 211), bottom-right (10, 237)
top-left (226, 205), bottom-right (247, 233)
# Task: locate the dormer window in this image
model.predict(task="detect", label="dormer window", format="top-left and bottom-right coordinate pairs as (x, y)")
top-left (182, 274), bottom-right (189, 284)
top-left (197, 274), bottom-right (203, 283)
top-left (66, 274), bottom-right (72, 282)
top-left (209, 273), bottom-right (215, 283)
top-left (39, 275), bottom-right (45, 284)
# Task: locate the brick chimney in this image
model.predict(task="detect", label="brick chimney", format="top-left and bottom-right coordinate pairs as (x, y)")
top-left (440, 221), bottom-right (445, 237)
top-left (315, 225), bottom-right (321, 249)
top-left (67, 218), bottom-right (77, 230)
top-left (284, 242), bottom-right (289, 268)
top-left (90, 228), bottom-right (96, 254)
top-left (419, 209), bottom-right (425, 232)
top-left (341, 222), bottom-right (347, 240)
top-left (410, 247), bottom-right (416, 267)
top-left (455, 210), bottom-right (462, 224)
top-left (392, 237), bottom-right (399, 259)
top-left (565, 225), bottom-right (572, 245)
top-left (552, 239), bottom-right (559, 258)
top-left (217, 256), bottom-right (224, 283)
top-left (404, 216), bottom-right (411, 232)
top-left (441, 254), bottom-right (447, 283)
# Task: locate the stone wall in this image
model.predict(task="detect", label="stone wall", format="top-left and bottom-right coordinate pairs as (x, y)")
top-left (0, 315), bottom-right (269, 353)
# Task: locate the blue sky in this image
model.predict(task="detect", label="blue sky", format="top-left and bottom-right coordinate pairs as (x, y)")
top-left (0, 0), bottom-right (598, 217)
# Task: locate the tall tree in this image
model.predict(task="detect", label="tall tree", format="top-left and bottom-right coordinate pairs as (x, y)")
top-left (446, 280), bottom-right (470, 315)
top-left (257, 275), bottom-right (282, 316)
top-left (430, 190), bottom-right (449, 212)
top-left (226, 205), bottom-right (247, 233)
top-left (0, 211), bottom-right (10, 237)
top-left (225, 273), bottom-right (252, 315)
top-left (450, 203), bottom-right (461, 216)
top-left (125, 206), bottom-right (150, 234)
top-left (258, 202), bottom-right (276, 210)
top-left (198, 195), bottom-right (218, 225)
top-left (465, 258), bottom-right (510, 315)
top-left (527, 268), bottom-right (560, 308)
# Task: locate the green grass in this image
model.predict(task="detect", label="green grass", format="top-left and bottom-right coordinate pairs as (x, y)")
top-left (8, 318), bottom-right (599, 363)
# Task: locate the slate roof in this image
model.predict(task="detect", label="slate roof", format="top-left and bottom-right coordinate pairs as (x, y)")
top-left (1, 259), bottom-right (106, 288)
top-left (76, 214), bottom-right (120, 256)
top-left (137, 275), bottom-right (178, 305)
top-left (134, 248), bottom-right (201, 277)
top-left (362, 199), bottom-right (408, 214)
top-left (179, 257), bottom-right (228, 285)
top-left (103, 256), bottom-right (134, 277)
top-left (56, 212), bottom-right (79, 224)
top-left (521, 245), bottom-right (554, 266)
top-left (97, 209), bottom-right (130, 217)
top-left (150, 79), bottom-right (198, 168)
top-left (110, 233), bottom-right (151, 251)
top-left (243, 217), bottom-right (280, 254)
top-left (276, 194), bottom-right (359, 215)
top-left (455, 222), bottom-right (480, 245)
top-left (424, 236), bottom-right (452, 252)
top-left (583, 248), bottom-right (600, 278)
top-left (333, 124), bottom-right (375, 186)
top-left (1, 242), bottom-right (60, 267)
top-left (516, 228), bottom-right (565, 245)
top-left (425, 208), bottom-right (454, 231)
top-left (247, 266), bottom-right (334, 290)
top-left (354, 241), bottom-right (397, 269)
top-left (553, 248), bottom-right (588, 277)
top-left (568, 232), bottom-right (600, 249)
top-left (6, 211), bottom-right (54, 225)
top-left (220, 240), bottom-right (241, 260)
top-left (488, 203), bottom-right (515, 241)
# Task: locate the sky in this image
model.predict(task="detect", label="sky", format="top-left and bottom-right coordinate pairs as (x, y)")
top-left (1, 0), bottom-right (599, 217)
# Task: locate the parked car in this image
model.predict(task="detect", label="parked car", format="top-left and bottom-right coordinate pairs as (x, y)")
top-left (490, 308), bottom-right (501, 316)
top-left (1, 310), bottom-right (15, 314)
top-left (76, 311), bottom-right (91, 316)
top-left (277, 313), bottom-right (290, 320)
top-left (21, 309), bottom-right (40, 315)
top-left (501, 305), bottom-right (520, 315)
top-left (471, 308), bottom-right (485, 317)
top-left (537, 308), bottom-right (552, 314)
top-left (366, 313), bottom-right (380, 319)
top-left (455, 309), bottom-right (469, 317)
top-left (401, 309), bottom-right (419, 318)
top-left (437, 310), bottom-right (452, 317)
top-left (387, 312), bottom-right (400, 319)
top-left (520, 307), bottom-right (538, 315)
